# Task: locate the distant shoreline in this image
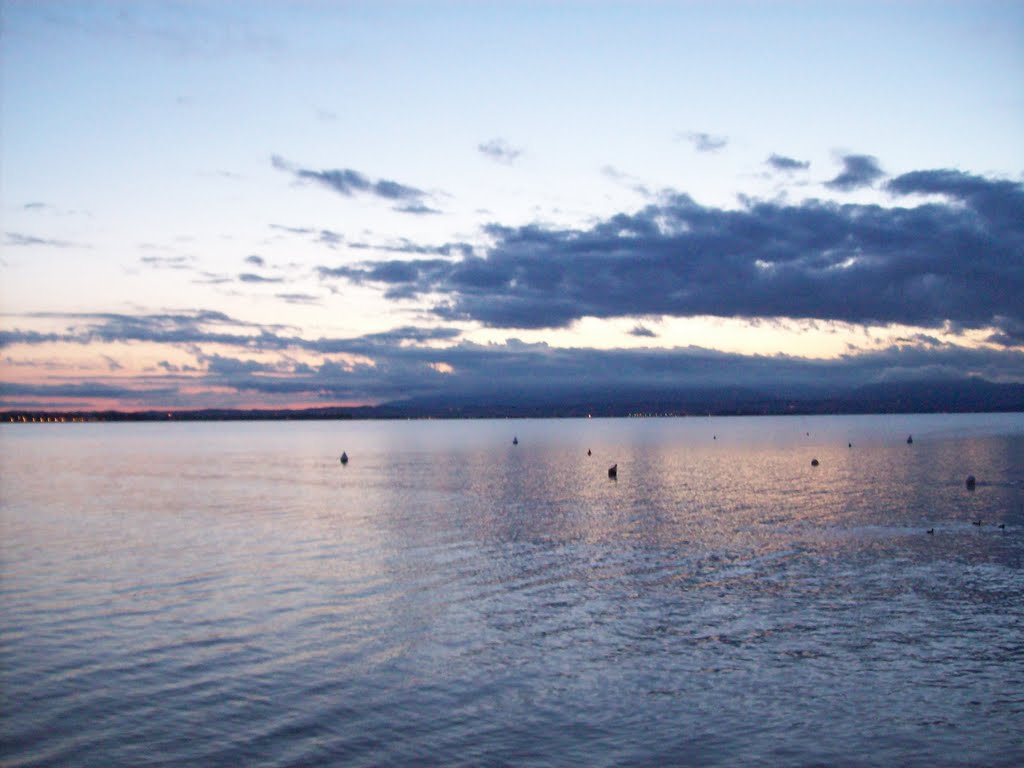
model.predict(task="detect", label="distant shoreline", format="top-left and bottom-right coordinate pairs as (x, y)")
top-left (4, 404), bottom-right (1023, 424)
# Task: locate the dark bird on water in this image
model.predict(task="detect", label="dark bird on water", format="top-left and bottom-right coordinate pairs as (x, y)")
top-left (608, 463), bottom-right (617, 479)
top-left (587, 449), bottom-right (591, 456)
top-left (811, 458), bottom-right (819, 467)
top-left (972, 519), bottom-right (982, 526)
top-left (927, 528), bottom-right (934, 535)
top-left (513, 436), bottom-right (518, 445)
top-left (907, 435), bottom-right (913, 444)
top-left (340, 451), bottom-right (348, 465)
top-left (848, 443), bottom-right (852, 448)
top-left (965, 475), bottom-right (976, 490)
top-left (998, 523), bottom-right (1006, 530)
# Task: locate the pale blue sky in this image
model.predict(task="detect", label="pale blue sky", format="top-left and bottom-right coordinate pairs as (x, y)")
top-left (1, 1), bottom-right (1022, 409)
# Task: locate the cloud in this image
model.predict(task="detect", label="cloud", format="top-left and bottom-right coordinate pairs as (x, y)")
top-left (317, 169), bottom-right (1023, 334)
top-left (238, 273), bottom-right (284, 284)
top-left (683, 132), bottom-right (728, 153)
top-left (767, 154), bottom-right (810, 172)
top-left (4, 307), bottom-right (1021, 408)
top-left (272, 155), bottom-right (435, 213)
top-left (4, 232), bottom-right (84, 248)
top-left (275, 293), bottom-right (321, 305)
top-left (478, 138), bottom-right (523, 164)
top-left (825, 154), bottom-right (884, 191)
top-left (140, 255), bottom-right (192, 269)
top-left (629, 325), bottom-right (658, 338)
top-left (269, 224), bottom-right (315, 235)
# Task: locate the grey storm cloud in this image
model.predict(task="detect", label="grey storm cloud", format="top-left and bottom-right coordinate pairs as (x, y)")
top-left (316, 168), bottom-right (1023, 334)
top-left (478, 138), bottom-right (523, 164)
top-left (271, 155), bottom-right (436, 213)
top-left (825, 154), bottom-right (884, 191)
top-left (767, 154), bottom-right (810, 172)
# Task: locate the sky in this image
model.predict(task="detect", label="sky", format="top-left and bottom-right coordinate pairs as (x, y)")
top-left (1, 0), bottom-right (1022, 411)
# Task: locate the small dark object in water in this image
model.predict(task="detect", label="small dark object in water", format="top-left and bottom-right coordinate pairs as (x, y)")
top-left (811, 458), bottom-right (819, 467)
top-left (848, 443), bottom-right (852, 448)
top-left (965, 475), bottom-right (976, 490)
top-left (587, 449), bottom-right (591, 456)
top-left (340, 451), bottom-right (348, 465)
top-left (907, 435), bottom-right (913, 444)
top-left (972, 519), bottom-right (982, 526)
top-left (927, 528), bottom-right (934, 535)
top-left (713, 435), bottom-right (717, 440)
top-left (998, 523), bottom-right (1006, 530)
top-left (608, 463), bottom-right (617, 479)
top-left (513, 436), bottom-right (518, 445)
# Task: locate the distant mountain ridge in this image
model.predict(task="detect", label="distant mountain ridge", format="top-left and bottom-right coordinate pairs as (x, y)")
top-left (4, 379), bottom-right (1021, 421)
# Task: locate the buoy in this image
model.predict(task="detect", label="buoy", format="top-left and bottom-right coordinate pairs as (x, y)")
top-left (811, 458), bottom-right (819, 467)
top-left (907, 435), bottom-right (913, 444)
top-left (340, 451), bottom-right (348, 465)
top-left (608, 463), bottom-right (617, 479)
top-left (965, 475), bottom-right (976, 490)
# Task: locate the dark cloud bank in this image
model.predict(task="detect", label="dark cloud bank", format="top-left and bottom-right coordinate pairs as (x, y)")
top-left (3, 308), bottom-right (1022, 412)
top-left (3, 164), bottom-right (1022, 412)
top-left (320, 168), bottom-right (1023, 345)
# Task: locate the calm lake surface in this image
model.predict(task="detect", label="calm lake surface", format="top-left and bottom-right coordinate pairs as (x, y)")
top-left (2, 413), bottom-right (1023, 767)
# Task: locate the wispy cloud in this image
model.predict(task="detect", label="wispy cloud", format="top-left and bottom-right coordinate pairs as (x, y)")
top-left (478, 138), bottom-right (523, 164)
top-left (5, 232), bottom-right (87, 249)
top-left (682, 131), bottom-right (729, 153)
top-left (271, 155), bottom-right (438, 213)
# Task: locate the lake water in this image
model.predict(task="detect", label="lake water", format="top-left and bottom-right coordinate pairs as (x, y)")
top-left (2, 413), bottom-right (1023, 767)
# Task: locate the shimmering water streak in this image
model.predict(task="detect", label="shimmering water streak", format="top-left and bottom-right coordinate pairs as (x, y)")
top-left (2, 414), bottom-right (1023, 767)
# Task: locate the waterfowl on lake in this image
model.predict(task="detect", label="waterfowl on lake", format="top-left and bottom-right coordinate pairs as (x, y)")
top-left (965, 475), bottom-right (976, 490)
top-left (927, 528), bottom-right (934, 535)
top-left (907, 435), bottom-right (913, 444)
top-left (998, 523), bottom-right (1006, 530)
top-left (608, 463), bottom-right (617, 479)
top-left (811, 458), bottom-right (819, 467)
top-left (972, 519), bottom-right (982, 526)
top-left (340, 451), bottom-right (349, 465)
top-left (513, 436), bottom-right (518, 445)
top-left (587, 449), bottom-right (591, 456)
